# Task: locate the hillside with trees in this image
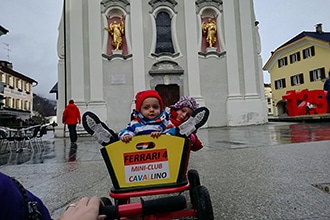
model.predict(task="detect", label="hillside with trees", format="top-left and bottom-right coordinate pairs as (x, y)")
top-left (33, 94), bottom-right (56, 117)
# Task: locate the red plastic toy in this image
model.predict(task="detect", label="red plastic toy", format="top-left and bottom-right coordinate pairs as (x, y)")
top-left (282, 89), bottom-right (327, 116)
top-left (99, 135), bottom-right (214, 220)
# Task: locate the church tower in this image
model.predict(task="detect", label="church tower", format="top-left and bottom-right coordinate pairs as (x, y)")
top-left (55, 0), bottom-right (267, 137)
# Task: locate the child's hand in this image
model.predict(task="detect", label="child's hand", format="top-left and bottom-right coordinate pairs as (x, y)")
top-left (121, 135), bottom-right (132, 143)
top-left (150, 132), bottom-right (162, 138)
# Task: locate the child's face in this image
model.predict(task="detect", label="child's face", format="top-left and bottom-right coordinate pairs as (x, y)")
top-left (175, 107), bottom-right (193, 123)
top-left (140, 97), bottom-right (161, 120)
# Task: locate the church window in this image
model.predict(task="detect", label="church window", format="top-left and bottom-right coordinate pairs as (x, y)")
top-left (155, 12), bottom-right (174, 54)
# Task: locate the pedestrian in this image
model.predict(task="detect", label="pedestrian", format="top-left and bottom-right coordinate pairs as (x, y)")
top-left (62, 99), bottom-right (81, 145)
top-left (323, 77), bottom-right (330, 112)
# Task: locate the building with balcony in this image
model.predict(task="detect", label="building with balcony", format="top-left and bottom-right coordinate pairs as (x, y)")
top-left (0, 60), bottom-right (37, 120)
top-left (263, 24), bottom-right (330, 116)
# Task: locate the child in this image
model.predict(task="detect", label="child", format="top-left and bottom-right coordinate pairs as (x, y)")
top-left (118, 90), bottom-right (175, 143)
top-left (169, 96), bottom-right (205, 151)
top-left (82, 91), bottom-right (209, 146)
top-left (82, 90), bottom-right (174, 145)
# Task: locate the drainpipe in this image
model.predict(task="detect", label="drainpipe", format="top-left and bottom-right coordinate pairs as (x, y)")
top-left (63, 0), bottom-right (67, 106)
top-left (63, 0), bottom-right (67, 136)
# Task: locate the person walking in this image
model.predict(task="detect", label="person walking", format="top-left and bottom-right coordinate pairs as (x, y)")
top-left (323, 77), bottom-right (330, 112)
top-left (62, 99), bottom-right (81, 145)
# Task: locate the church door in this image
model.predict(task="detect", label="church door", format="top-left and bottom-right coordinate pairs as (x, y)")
top-left (156, 84), bottom-right (180, 108)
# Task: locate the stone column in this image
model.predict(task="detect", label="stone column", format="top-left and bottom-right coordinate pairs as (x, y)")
top-left (56, 59), bottom-right (66, 137)
top-left (85, 0), bottom-right (107, 118)
top-left (88, 0), bottom-right (104, 103)
top-left (131, 1), bottom-right (146, 94)
top-left (240, 0), bottom-right (259, 98)
top-left (223, 0), bottom-right (242, 100)
top-left (68, 0), bottom-right (85, 104)
top-left (54, 6), bottom-right (66, 138)
top-left (183, 0), bottom-right (205, 106)
top-left (223, 0), bottom-right (268, 125)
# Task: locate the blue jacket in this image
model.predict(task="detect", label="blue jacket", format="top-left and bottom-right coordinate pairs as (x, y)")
top-left (0, 172), bottom-right (52, 220)
top-left (118, 110), bottom-right (175, 138)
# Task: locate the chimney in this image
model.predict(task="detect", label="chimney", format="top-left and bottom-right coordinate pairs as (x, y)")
top-left (316, 23), bottom-right (323, 33)
top-left (0, 60), bottom-right (13, 69)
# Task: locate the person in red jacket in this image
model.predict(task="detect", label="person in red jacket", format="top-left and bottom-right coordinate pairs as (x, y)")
top-left (62, 99), bottom-right (81, 145)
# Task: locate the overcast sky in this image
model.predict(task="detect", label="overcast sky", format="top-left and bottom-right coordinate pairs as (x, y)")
top-left (0, 0), bottom-right (62, 100)
top-left (1, 0), bottom-right (330, 100)
top-left (254, 0), bottom-right (330, 84)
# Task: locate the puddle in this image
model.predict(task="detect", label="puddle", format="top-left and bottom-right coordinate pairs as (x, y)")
top-left (2, 122), bottom-right (330, 166)
top-left (199, 122), bottom-right (330, 149)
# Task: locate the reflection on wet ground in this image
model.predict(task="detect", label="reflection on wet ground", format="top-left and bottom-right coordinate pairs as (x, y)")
top-left (1, 135), bottom-right (76, 166)
top-left (193, 121), bottom-right (330, 150)
top-left (0, 139), bottom-right (51, 166)
top-left (1, 121), bottom-right (330, 166)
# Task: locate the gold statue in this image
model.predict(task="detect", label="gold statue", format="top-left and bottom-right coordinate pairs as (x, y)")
top-left (104, 18), bottom-right (125, 50)
top-left (202, 18), bottom-right (217, 48)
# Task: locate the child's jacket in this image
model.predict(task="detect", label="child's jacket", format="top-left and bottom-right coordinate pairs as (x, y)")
top-left (118, 110), bottom-right (175, 139)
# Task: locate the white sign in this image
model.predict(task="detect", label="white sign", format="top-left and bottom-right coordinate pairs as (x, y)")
top-left (123, 149), bottom-right (170, 183)
top-left (110, 74), bottom-right (126, 85)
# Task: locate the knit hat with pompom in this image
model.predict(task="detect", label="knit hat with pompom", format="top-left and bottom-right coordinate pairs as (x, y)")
top-left (135, 90), bottom-right (164, 112)
top-left (170, 96), bottom-right (198, 111)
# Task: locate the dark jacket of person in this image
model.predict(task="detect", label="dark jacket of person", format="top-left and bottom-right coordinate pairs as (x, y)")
top-left (0, 172), bottom-right (52, 220)
top-left (323, 78), bottom-right (330, 99)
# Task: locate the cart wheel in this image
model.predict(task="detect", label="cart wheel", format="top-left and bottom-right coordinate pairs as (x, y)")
top-left (188, 169), bottom-right (201, 187)
top-left (188, 169), bottom-right (200, 204)
top-left (192, 186), bottom-right (214, 220)
top-left (100, 197), bottom-right (112, 206)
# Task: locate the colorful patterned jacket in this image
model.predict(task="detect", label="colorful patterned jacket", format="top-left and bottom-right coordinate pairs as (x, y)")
top-left (118, 110), bottom-right (175, 139)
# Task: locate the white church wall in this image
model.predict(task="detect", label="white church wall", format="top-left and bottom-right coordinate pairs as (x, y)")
top-left (199, 56), bottom-right (228, 127)
top-left (103, 59), bottom-right (134, 132)
top-left (223, 0), bottom-right (268, 126)
top-left (55, 0), bottom-right (268, 137)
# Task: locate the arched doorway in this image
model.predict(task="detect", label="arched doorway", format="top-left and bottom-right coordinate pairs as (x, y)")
top-left (155, 84), bottom-right (180, 107)
top-left (276, 100), bottom-right (288, 116)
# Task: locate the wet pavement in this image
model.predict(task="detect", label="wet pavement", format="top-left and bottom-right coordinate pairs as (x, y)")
top-left (1, 121), bottom-right (330, 219)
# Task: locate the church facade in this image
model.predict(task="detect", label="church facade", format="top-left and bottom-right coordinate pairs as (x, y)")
top-left (55, 0), bottom-right (267, 137)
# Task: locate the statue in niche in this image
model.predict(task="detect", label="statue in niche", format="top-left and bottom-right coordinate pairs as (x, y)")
top-left (202, 18), bottom-right (217, 48)
top-left (104, 17), bottom-right (125, 50)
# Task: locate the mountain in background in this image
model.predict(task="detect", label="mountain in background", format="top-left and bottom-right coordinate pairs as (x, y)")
top-left (33, 94), bottom-right (56, 117)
